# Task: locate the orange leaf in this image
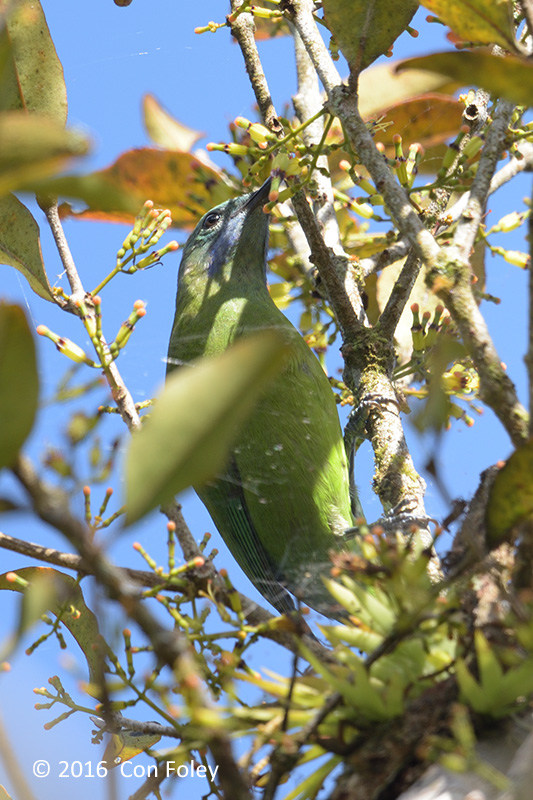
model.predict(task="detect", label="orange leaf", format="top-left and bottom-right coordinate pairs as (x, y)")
top-left (59, 148), bottom-right (236, 228)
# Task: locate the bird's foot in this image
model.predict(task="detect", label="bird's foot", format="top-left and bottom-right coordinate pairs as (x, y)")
top-left (344, 392), bottom-right (400, 447)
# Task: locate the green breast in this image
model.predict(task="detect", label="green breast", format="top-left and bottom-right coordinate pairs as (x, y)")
top-left (168, 289), bottom-right (353, 616)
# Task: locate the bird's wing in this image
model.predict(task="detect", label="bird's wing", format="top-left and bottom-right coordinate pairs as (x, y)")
top-left (197, 457), bottom-right (297, 616)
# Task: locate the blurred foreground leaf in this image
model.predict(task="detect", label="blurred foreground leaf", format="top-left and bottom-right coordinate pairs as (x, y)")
top-left (1, 0), bottom-right (67, 122)
top-left (397, 51), bottom-right (533, 107)
top-left (486, 441), bottom-right (533, 545)
top-left (0, 112), bottom-right (88, 196)
top-left (0, 302), bottom-right (38, 466)
top-left (58, 148), bottom-right (235, 227)
top-left (125, 331), bottom-right (289, 524)
top-left (358, 61), bottom-right (460, 117)
top-left (419, 0), bottom-right (517, 51)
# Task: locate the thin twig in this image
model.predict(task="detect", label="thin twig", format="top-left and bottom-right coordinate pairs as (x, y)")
top-left (39, 199), bottom-right (85, 300)
top-left (0, 528), bottom-right (330, 660)
top-left (285, 0), bottom-right (341, 94)
top-left (290, 191), bottom-right (367, 343)
top-left (428, 99), bottom-right (530, 447)
top-left (428, 249), bottom-right (528, 446)
top-left (359, 238), bottom-right (410, 278)
top-left (0, 710), bottom-right (36, 800)
top-left (41, 195), bottom-right (214, 598)
top-left (377, 249), bottom-right (421, 338)
top-left (489, 141), bottom-right (533, 194)
top-left (446, 142), bottom-right (533, 226)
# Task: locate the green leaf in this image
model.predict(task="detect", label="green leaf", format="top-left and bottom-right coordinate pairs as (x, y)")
top-left (1, 0), bottom-right (67, 123)
top-left (0, 112), bottom-right (89, 196)
top-left (125, 331), bottom-right (289, 525)
top-left (0, 302), bottom-right (38, 466)
top-left (0, 193), bottom-right (53, 301)
top-left (323, 0), bottom-right (418, 74)
top-left (281, 755), bottom-right (341, 800)
top-left (143, 94), bottom-right (204, 151)
top-left (340, 576), bottom-right (396, 635)
top-left (497, 658), bottom-right (533, 708)
top-left (396, 51), bottom-right (533, 108)
top-left (486, 441), bottom-right (533, 545)
top-left (320, 623), bottom-right (384, 653)
top-left (475, 630), bottom-right (504, 698)
top-left (456, 658), bottom-right (488, 711)
top-left (418, 0), bottom-right (517, 51)
top-left (0, 567), bottom-right (105, 696)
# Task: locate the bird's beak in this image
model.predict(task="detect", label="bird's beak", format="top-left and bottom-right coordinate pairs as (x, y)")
top-left (243, 177), bottom-right (272, 213)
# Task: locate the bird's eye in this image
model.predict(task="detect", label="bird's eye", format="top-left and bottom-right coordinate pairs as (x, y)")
top-left (203, 212), bottom-right (221, 230)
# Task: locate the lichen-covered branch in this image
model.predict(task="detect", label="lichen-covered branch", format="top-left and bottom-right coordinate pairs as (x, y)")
top-left (228, 0), bottom-right (283, 136)
top-left (223, 2), bottom-right (430, 526)
top-left (287, 0), bottom-right (529, 448)
top-left (327, 86), bottom-right (441, 268)
top-left (282, 0), bottom-right (341, 94)
top-left (453, 99), bottom-right (516, 261)
top-left (290, 190), bottom-right (367, 343)
top-left (292, 29), bottom-right (342, 252)
top-left (286, 2), bottom-right (441, 267)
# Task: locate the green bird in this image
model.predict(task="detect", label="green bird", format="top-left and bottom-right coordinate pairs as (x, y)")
top-left (166, 180), bottom-right (357, 617)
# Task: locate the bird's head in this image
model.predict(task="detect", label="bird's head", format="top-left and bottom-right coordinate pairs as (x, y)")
top-left (178, 179), bottom-right (271, 290)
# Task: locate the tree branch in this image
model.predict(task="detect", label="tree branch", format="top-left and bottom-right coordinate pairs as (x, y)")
top-left (446, 142), bottom-right (533, 227)
top-left (290, 191), bottom-right (367, 343)
top-left (2, 491), bottom-right (331, 662)
top-left (427, 248), bottom-right (528, 446)
top-left (425, 99), bottom-right (530, 447)
top-left (359, 238), bottom-right (410, 278)
top-left (377, 249), bottom-right (421, 339)
top-left (39, 199), bottom-right (85, 301)
top-left (287, 1), bottom-right (441, 268)
top-left (454, 99), bottom-right (516, 261)
top-left (228, 1), bottom-right (283, 136)
top-left (292, 28), bottom-right (343, 252)
top-left (11, 453), bottom-right (252, 800)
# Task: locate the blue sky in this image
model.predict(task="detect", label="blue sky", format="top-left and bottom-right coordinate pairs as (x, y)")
top-left (0, 2), bottom-right (530, 798)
